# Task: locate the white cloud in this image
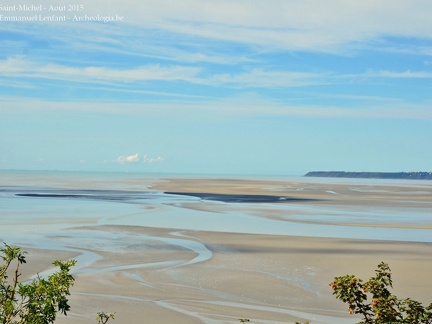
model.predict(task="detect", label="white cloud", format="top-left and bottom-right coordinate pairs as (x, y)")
top-left (116, 153), bottom-right (140, 164)
top-left (369, 70), bottom-right (432, 79)
top-left (0, 56), bottom-right (29, 73)
top-left (143, 155), bottom-right (164, 163)
top-left (103, 0), bottom-right (432, 53)
top-left (207, 69), bottom-right (324, 88)
top-left (0, 57), bottom-right (200, 83)
top-left (0, 56), bottom-right (327, 89)
top-left (3, 2), bottom-right (432, 98)
top-left (115, 153), bottom-right (164, 164)
top-left (3, 96), bottom-right (432, 121)
top-left (4, 0), bottom-right (432, 58)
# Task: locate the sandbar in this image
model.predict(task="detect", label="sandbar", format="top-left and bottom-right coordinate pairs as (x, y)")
top-left (3, 176), bottom-right (432, 323)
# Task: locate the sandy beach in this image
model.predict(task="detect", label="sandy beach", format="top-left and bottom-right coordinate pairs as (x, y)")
top-left (2, 174), bottom-right (432, 323)
top-left (24, 226), bottom-right (432, 324)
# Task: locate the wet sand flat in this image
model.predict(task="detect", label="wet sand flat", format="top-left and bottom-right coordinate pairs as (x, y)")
top-left (34, 226), bottom-right (431, 324)
top-left (2, 174), bottom-right (432, 323)
top-left (153, 177), bottom-right (432, 209)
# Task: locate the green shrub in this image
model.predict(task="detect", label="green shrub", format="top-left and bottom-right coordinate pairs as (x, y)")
top-left (1, 243), bottom-right (76, 323)
top-left (330, 262), bottom-right (432, 323)
top-left (1, 242), bottom-right (114, 324)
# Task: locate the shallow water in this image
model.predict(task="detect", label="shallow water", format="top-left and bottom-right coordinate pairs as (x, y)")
top-left (1, 170), bottom-right (430, 323)
top-left (1, 171), bottom-right (432, 245)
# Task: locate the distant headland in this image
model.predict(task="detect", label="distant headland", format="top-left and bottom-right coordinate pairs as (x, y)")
top-left (304, 171), bottom-right (432, 180)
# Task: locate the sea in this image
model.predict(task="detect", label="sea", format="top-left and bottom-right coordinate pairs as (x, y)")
top-left (1, 169), bottom-right (432, 252)
top-left (1, 169), bottom-right (431, 323)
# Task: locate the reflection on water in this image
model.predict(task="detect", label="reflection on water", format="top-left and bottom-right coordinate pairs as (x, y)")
top-left (1, 172), bottom-right (431, 324)
top-left (1, 179), bottom-right (432, 244)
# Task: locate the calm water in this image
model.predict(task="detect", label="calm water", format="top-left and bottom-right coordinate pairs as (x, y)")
top-left (2, 170), bottom-right (431, 323)
top-left (1, 170), bottom-right (432, 248)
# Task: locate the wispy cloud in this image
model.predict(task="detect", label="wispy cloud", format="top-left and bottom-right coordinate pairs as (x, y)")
top-left (207, 69), bottom-right (325, 88)
top-left (3, 0), bottom-right (432, 65)
top-left (368, 70), bottom-right (432, 78)
top-left (143, 155), bottom-right (164, 163)
top-left (0, 56), bottom-right (327, 89)
top-left (3, 96), bottom-right (432, 121)
top-left (115, 153), bottom-right (164, 164)
top-left (112, 0), bottom-right (432, 52)
top-left (0, 56), bottom-right (200, 83)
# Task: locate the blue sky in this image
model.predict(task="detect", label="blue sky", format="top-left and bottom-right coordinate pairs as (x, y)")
top-left (1, 0), bottom-right (432, 175)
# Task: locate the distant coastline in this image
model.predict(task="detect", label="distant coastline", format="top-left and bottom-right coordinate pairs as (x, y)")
top-left (304, 171), bottom-right (432, 180)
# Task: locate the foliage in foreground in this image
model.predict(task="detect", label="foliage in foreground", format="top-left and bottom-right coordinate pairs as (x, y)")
top-left (330, 262), bottom-right (432, 324)
top-left (1, 243), bottom-right (114, 324)
top-left (1, 243), bottom-right (76, 323)
top-left (241, 262), bottom-right (431, 324)
top-left (96, 312), bottom-right (116, 324)
top-left (4, 243), bottom-right (431, 324)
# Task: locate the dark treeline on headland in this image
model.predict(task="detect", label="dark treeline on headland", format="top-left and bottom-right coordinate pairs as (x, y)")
top-left (304, 171), bottom-right (432, 180)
